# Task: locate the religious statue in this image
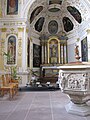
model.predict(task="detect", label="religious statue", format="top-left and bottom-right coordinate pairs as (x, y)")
top-left (75, 45), bottom-right (80, 61)
top-left (51, 45), bottom-right (56, 57)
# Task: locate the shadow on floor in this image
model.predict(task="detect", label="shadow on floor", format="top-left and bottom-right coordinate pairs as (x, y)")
top-left (19, 85), bottom-right (60, 92)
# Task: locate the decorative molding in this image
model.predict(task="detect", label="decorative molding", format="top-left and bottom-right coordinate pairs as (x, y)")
top-left (18, 28), bottom-right (24, 32)
top-left (6, 33), bottom-right (18, 37)
top-left (18, 38), bottom-right (22, 56)
top-left (26, 28), bottom-right (29, 33)
top-left (1, 28), bottom-right (7, 32)
top-left (10, 28), bottom-right (15, 32)
top-left (86, 29), bottom-right (90, 34)
top-left (77, 38), bottom-right (80, 42)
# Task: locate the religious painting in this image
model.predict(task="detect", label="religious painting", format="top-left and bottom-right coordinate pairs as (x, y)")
top-left (62, 17), bottom-right (74, 32)
top-left (49, 8), bottom-right (60, 12)
top-left (30, 6), bottom-right (43, 24)
top-left (67, 6), bottom-right (82, 24)
top-left (48, 20), bottom-right (58, 34)
top-left (35, 17), bottom-right (45, 32)
top-left (7, 35), bottom-right (16, 64)
top-left (81, 37), bottom-right (88, 61)
top-left (33, 44), bottom-right (41, 67)
top-left (7, 0), bottom-right (18, 15)
top-left (49, 0), bottom-right (63, 5)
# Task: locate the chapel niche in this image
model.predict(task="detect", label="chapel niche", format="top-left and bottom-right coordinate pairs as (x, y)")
top-left (7, 35), bottom-right (16, 65)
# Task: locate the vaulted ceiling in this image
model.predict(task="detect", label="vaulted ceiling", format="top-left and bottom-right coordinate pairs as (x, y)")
top-left (28, 0), bottom-right (90, 37)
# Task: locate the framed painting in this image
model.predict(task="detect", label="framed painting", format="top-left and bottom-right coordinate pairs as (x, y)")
top-left (81, 37), bottom-right (88, 61)
top-left (33, 44), bottom-right (41, 67)
top-left (49, 0), bottom-right (63, 5)
top-left (7, 35), bottom-right (16, 64)
top-left (7, 0), bottom-right (18, 15)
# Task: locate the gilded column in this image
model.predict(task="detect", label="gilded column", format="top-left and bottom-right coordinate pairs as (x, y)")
top-left (45, 42), bottom-right (47, 64)
top-left (41, 40), bottom-right (44, 64)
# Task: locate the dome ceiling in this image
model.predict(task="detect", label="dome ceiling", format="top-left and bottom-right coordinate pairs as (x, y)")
top-left (28, 0), bottom-right (89, 35)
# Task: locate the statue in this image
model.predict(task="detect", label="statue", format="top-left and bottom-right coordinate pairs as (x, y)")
top-left (75, 45), bottom-right (80, 61)
top-left (51, 45), bottom-right (56, 57)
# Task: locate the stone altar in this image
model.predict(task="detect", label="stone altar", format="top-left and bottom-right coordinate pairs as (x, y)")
top-left (58, 62), bottom-right (90, 116)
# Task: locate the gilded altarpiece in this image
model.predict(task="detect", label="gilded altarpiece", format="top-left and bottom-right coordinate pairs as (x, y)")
top-left (48, 37), bottom-right (60, 64)
top-left (47, 37), bottom-right (67, 64)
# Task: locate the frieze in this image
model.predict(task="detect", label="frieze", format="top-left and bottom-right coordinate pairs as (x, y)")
top-left (60, 72), bottom-right (89, 91)
top-left (18, 28), bottom-right (24, 32)
top-left (1, 28), bottom-right (7, 32)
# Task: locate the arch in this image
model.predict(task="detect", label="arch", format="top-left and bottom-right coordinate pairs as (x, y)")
top-left (22, 0), bottom-right (36, 19)
top-left (22, 0), bottom-right (45, 19)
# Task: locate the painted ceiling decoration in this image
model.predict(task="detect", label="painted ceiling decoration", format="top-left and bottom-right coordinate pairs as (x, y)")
top-left (35, 17), bottom-right (45, 32)
top-left (28, 0), bottom-right (89, 35)
top-left (48, 8), bottom-right (60, 12)
top-left (63, 17), bottom-right (74, 32)
top-left (30, 6), bottom-right (43, 24)
top-left (49, 0), bottom-right (63, 5)
top-left (48, 20), bottom-right (58, 34)
top-left (67, 6), bottom-right (82, 24)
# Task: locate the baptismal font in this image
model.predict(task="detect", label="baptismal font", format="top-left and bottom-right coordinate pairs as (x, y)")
top-left (58, 45), bottom-right (90, 116)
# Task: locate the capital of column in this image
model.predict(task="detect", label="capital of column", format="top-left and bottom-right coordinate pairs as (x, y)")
top-left (1, 28), bottom-right (7, 32)
top-left (29, 37), bottom-right (32, 42)
top-left (86, 29), bottom-right (90, 34)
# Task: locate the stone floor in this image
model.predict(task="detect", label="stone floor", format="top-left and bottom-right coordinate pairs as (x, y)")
top-left (0, 90), bottom-right (90, 120)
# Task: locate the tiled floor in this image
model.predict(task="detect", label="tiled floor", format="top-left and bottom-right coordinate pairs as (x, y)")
top-left (0, 90), bottom-right (90, 120)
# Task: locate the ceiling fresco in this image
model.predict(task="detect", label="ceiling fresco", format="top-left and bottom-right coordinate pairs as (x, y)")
top-left (28, 0), bottom-right (89, 34)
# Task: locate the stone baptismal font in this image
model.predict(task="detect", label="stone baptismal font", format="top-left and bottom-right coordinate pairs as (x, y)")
top-left (58, 46), bottom-right (90, 116)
